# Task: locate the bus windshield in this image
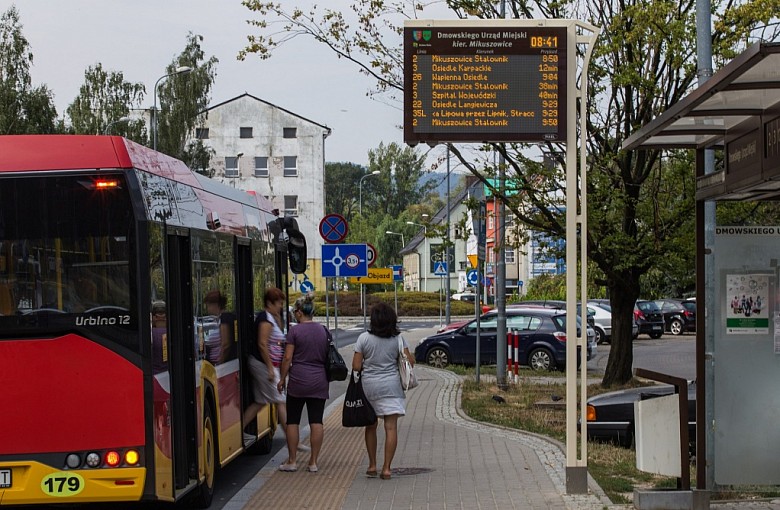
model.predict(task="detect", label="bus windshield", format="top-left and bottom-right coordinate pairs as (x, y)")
top-left (0, 174), bottom-right (136, 336)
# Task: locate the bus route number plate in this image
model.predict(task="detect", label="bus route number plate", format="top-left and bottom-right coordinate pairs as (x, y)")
top-left (0, 468), bottom-right (10, 488)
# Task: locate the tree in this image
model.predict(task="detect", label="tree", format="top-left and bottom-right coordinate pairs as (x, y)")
top-left (240, 0), bottom-right (778, 386)
top-left (325, 162), bottom-right (367, 221)
top-left (363, 142), bottom-right (436, 219)
top-left (0, 6), bottom-right (57, 134)
top-left (156, 33), bottom-right (218, 171)
top-left (66, 63), bottom-right (146, 141)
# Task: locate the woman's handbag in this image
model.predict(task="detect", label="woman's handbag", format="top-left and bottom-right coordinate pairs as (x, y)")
top-left (397, 336), bottom-right (419, 391)
top-left (325, 327), bottom-right (348, 382)
top-left (342, 371), bottom-right (377, 427)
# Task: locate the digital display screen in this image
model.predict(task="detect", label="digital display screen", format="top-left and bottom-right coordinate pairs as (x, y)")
top-left (404, 25), bottom-right (567, 144)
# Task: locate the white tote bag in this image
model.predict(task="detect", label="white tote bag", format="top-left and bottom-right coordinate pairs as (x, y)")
top-left (397, 336), bottom-right (419, 391)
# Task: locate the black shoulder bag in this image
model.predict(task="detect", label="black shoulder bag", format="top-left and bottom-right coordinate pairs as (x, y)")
top-left (324, 326), bottom-right (348, 382)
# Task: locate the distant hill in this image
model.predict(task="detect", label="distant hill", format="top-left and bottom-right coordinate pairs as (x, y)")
top-left (421, 172), bottom-right (469, 198)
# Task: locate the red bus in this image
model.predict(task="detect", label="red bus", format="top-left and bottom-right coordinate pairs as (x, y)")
top-left (0, 135), bottom-right (303, 507)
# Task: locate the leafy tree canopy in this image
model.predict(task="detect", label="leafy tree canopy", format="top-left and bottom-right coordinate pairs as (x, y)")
top-left (157, 33), bottom-right (218, 172)
top-left (0, 5), bottom-right (57, 134)
top-left (67, 63), bottom-right (146, 141)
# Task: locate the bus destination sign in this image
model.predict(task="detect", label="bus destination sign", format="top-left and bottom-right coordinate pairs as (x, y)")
top-left (404, 24), bottom-right (567, 144)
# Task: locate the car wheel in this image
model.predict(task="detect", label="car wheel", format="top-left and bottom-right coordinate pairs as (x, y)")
top-left (528, 348), bottom-right (555, 371)
top-left (426, 347), bottom-right (450, 368)
top-left (594, 327), bottom-right (606, 344)
top-left (670, 319), bottom-right (684, 336)
top-left (649, 332), bottom-right (663, 339)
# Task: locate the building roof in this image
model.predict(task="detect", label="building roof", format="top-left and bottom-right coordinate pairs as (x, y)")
top-left (400, 179), bottom-right (481, 254)
top-left (204, 93), bottom-right (332, 136)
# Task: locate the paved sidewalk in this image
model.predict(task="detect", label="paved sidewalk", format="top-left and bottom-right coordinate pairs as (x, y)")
top-left (225, 325), bottom-right (780, 510)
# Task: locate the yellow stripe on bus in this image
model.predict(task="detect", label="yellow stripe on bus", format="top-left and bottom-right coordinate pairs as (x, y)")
top-left (0, 461), bottom-right (145, 505)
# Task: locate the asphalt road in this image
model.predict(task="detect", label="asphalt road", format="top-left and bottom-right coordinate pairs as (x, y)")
top-left (590, 332), bottom-right (697, 381)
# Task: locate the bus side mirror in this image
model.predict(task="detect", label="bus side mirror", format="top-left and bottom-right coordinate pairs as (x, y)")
top-left (287, 229), bottom-right (307, 274)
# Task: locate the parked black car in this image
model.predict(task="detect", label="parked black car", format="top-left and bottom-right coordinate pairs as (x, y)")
top-left (654, 298), bottom-right (696, 335)
top-left (585, 382), bottom-right (696, 448)
top-left (414, 307), bottom-right (596, 371)
top-left (633, 300), bottom-right (665, 339)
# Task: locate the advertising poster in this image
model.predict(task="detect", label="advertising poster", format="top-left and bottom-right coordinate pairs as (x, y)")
top-left (726, 274), bottom-right (769, 334)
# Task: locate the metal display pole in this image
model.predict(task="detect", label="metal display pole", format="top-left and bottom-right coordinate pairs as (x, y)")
top-left (563, 20), bottom-right (600, 494)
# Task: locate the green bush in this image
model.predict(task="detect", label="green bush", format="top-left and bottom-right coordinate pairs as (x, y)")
top-left (289, 290), bottom-right (478, 317)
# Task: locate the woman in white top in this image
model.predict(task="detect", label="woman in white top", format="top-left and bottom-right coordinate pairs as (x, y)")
top-left (352, 302), bottom-right (413, 480)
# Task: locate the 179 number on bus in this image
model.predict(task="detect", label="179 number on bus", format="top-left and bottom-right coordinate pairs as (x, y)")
top-left (40, 472), bottom-right (84, 497)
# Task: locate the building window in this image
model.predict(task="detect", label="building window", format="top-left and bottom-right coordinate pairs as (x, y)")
top-left (240, 127), bottom-right (253, 138)
top-left (225, 157), bottom-right (238, 178)
top-left (283, 156), bottom-right (298, 177)
top-left (488, 215), bottom-right (494, 230)
top-left (283, 127), bottom-right (297, 138)
top-left (284, 195), bottom-right (298, 216)
top-left (505, 248), bottom-right (515, 263)
top-left (195, 127), bottom-right (209, 139)
top-left (254, 157), bottom-right (269, 177)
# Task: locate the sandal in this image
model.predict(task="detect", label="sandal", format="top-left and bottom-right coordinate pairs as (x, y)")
top-left (380, 472), bottom-right (392, 480)
top-left (279, 462), bottom-right (298, 472)
top-left (365, 469), bottom-right (378, 478)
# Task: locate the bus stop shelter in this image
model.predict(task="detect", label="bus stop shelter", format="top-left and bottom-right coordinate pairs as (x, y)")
top-left (624, 42), bottom-right (780, 491)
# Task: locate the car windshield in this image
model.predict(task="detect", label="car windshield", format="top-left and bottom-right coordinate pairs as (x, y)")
top-left (682, 302), bottom-right (696, 312)
top-left (637, 301), bottom-right (660, 312)
top-left (593, 302), bottom-right (611, 312)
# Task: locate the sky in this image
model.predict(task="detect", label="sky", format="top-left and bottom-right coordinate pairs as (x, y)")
top-left (8, 0), bottom-right (409, 166)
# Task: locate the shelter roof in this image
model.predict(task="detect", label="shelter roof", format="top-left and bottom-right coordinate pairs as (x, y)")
top-left (623, 42), bottom-right (780, 151)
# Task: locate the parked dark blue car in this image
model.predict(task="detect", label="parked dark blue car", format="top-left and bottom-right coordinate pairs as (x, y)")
top-left (414, 307), bottom-right (596, 371)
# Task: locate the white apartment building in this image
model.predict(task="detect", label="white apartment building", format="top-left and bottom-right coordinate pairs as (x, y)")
top-left (191, 93), bottom-right (331, 289)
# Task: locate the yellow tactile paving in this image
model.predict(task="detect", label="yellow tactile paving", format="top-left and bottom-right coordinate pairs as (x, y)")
top-left (243, 407), bottom-right (365, 510)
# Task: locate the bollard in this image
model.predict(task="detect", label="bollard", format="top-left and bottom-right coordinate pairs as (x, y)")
top-left (506, 331), bottom-right (513, 382)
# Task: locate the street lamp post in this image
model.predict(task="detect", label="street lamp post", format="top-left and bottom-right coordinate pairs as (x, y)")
top-left (385, 230), bottom-right (405, 252)
top-left (152, 65), bottom-right (192, 151)
top-left (406, 220), bottom-right (428, 292)
top-left (232, 152), bottom-right (244, 188)
top-left (359, 170), bottom-right (381, 215)
top-left (385, 230), bottom-right (405, 316)
top-left (104, 116), bottom-right (131, 135)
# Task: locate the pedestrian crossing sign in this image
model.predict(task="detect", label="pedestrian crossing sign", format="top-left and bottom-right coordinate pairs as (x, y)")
top-left (433, 261), bottom-right (448, 275)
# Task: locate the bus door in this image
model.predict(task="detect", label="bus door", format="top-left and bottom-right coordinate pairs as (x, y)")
top-left (164, 229), bottom-right (198, 492)
top-left (235, 239), bottom-right (254, 427)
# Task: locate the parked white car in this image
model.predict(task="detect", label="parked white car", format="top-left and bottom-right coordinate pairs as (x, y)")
top-left (587, 301), bottom-right (639, 344)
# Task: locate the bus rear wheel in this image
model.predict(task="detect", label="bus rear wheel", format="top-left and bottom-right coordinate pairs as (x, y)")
top-left (193, 405), bottom-right (217, 508)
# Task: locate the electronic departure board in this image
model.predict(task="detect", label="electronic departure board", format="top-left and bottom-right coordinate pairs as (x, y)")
top-left (404, 24), bottom-right (568, 144)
